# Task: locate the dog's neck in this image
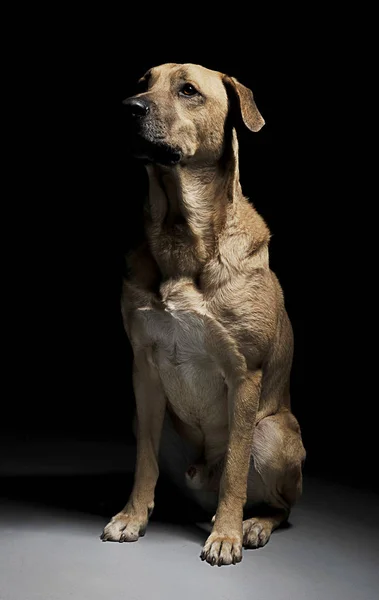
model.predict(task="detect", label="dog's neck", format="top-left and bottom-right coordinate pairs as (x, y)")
top-left (147, 162), bottom-right (228, 227)
top-left (145, 161), bottom-right (231, 275)
top-left (144, 130), bottom-right (268, 279)
top-left (146, 128), bottom-right (241, 223)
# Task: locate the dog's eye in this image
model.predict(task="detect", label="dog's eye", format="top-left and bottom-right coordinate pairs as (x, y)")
top-left (181, 83), bottom-right (198, 96)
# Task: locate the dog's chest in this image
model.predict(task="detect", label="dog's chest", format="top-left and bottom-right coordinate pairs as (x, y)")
top-left (129, 283), bottom-right (227, 427)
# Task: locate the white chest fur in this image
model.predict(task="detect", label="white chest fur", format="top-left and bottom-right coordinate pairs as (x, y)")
top-left (129, 279), bottom-right (228, 429)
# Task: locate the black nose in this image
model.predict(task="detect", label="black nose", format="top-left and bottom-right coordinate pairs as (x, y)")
top-left (122, 97), bottom-right (150, 117)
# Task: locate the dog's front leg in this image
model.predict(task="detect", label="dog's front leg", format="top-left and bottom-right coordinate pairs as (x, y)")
top-left (201, 370), bottom-right (261, 566)
top-left (102, 349), bottom-right (166, 543)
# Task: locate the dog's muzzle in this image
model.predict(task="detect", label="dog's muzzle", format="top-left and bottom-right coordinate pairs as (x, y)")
top-left (122, 96), bottom-right (182, 166)
top-left (122, 97), bottom-right (150, 118)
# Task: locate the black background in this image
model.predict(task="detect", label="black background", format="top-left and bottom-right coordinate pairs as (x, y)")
top-left (3, 20), bottom-right (375, 496)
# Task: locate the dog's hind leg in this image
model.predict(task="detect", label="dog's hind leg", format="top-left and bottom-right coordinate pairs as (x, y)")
top-left (243, 410), bottom-right (306, 548)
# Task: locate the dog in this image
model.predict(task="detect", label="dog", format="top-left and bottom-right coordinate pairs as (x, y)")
top-left (101, 63), bottom-right (306, 566)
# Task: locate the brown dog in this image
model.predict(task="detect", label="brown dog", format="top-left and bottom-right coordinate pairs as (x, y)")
top-left (101, 63), bottom-right (306, 566)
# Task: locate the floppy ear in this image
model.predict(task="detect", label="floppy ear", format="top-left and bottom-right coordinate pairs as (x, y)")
top-left (223, 76), bottom-right (265, 132)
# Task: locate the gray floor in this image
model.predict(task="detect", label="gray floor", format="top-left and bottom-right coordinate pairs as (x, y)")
top-left (0, 478), bottom-right (378, 600)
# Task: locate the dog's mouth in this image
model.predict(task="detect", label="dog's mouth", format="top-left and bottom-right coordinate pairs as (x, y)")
top-left (131, 137), bottom-right (183, 166)
top-left (125, 122), bottom-right (182, 166)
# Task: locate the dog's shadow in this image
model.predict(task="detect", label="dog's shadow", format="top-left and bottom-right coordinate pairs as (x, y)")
top-left (0, 472), bottom-right (292, 545)
top-left (0, 472), bottom-right (209, 543)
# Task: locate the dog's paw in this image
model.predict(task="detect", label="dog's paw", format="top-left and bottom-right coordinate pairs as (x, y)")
top-left (200, 531), bottom-right (243, 566)
top-left (101, 511), bottom-right (147, 543)
top-left (243, 518), bottom-right (272, 549)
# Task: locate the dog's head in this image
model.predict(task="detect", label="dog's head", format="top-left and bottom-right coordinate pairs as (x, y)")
top-left (123, 63), bottom-right (264, 166)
